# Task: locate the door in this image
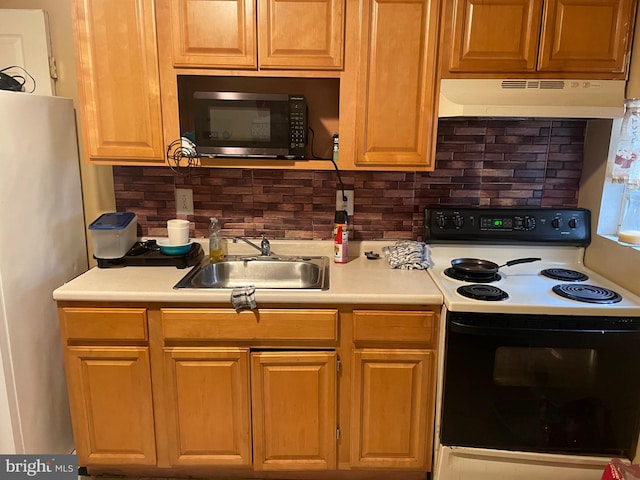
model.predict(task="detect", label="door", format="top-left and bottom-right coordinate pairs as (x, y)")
top-left (162, 348), bottom-right (252, 466)
top-left (0, 9), bottom-right (55, 95)
top-left (446, 0), bottom-right (543, 73)
top-left (72, 0), bottom-right (165, 163)
top-left (441, 312), bottom-right (640, 457)
top-left (355, 0), bottom-right (439, 167)
top-left (350, 349), bottom-right (435, 469)
top-left (251, 351), bottom-right (337, 470)
top-left (538, 0), bottom-right (636, 73)
top-left (65, 347), bottom-right (156, 465)
top-left (168, 0), bottom-right (257, 68)
top-left (257, 0), bottom-right (344, 69)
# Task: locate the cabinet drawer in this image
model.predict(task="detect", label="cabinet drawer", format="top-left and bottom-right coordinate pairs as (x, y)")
top-left (161, 309), bottom-right (338, 342)
top-left (353, 310), bottom-right (437, 347)
top-left (61, 308), bottom-right (148, 342)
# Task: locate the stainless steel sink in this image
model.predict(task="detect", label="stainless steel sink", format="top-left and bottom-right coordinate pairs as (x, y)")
top-left (174, 255), bottom-right (330, 290)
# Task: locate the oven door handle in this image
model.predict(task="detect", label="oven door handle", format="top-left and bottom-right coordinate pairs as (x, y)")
top-left (449, 320), bottom-right (640, 336)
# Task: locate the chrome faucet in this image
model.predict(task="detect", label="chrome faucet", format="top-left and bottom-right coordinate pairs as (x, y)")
top-left (233, 234), bottom-right (271, 256)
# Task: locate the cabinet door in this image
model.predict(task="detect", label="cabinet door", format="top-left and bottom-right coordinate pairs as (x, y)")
top-left (538, 0), bottom-right (636, 73)
top-left (350, 349), bottom-right (435, 470)
top-left (65, 347), bottom-right (156, 466)
top-left (355, 0), bottom-right (439, 167)
top-left (257, 0), bottom-right (344, 69)
top-left (251, 351), bottom-right (337, 470)
top-left (169, 0), bottom-right (257, 68)
top-left (162, 348), bottom-right (252, 466)
top-left (72, 0), bottom-right (164, 163)
top-left (446, 0), bottom-right (543, 72)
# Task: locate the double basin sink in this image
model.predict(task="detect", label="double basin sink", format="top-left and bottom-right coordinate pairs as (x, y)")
top-left (175, 255), bottom-right (330, 290)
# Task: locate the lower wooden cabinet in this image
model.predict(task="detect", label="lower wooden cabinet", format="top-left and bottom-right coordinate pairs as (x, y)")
top-left (252, 351), bottom-right (337, 470)
top-left (350, 349), bottom-right (435, 469)
top-left (65, 346), bottom-right (157, 466)
top-left (350, 309), bottom-right (439, 470)
top-left (162, 348), bottom-right (252, 466)
top-left (161, 348), bottom-right (337, 470)
top-left (58, 304), bottom-right (438, 475)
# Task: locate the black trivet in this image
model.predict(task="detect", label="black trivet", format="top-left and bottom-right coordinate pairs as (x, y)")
top-left (96, 241), bottom-right (204, 269)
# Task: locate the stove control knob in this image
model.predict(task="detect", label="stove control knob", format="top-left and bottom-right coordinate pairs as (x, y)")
top-left (568, 218), bottom-right (577, 229)
top-left (436, 215), bottom-right (446, 228)
top-left (453, 215), bottom-right (465, 228)
top-left (552, 217), bottom-right (562, 229)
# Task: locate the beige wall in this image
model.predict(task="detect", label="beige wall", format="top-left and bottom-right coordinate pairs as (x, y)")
top-left (580, 121), bottom-right (640, 297)
top-left (580, 5), bottom-right (640, 298)
top-left (0, 0), bottom-right (115, 265)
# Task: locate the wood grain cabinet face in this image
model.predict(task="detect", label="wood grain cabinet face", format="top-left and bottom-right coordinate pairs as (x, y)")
top-left (538, 0), bottom-right (637, 73)
top-left (162, 348), bottom-right (252, 466)
top-left (166, 0), bottom-right (344, 70)
top-left (60, 307), bottom-right (156, 466)
top-left (169, 0), bottom-right (257, 68)
top-left (251, 351), bottom-right (337, 470)
top-left (65, 347), bottom-right (157, 466)
top-left (257, 0), bottom-right (345, 69)
top-left (72, 0), bottom-right (165, 163)
top-left (447, 0), bottom-right (543, 72)
top-left (443, 0), bottom-right (637, 76)
top-left (350, 349), bottom-right (435, 470)
top-left (355, 0), bottom-right (440, 168)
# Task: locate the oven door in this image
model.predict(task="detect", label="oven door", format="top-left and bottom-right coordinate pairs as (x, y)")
top-left (441, 311), bottom-right (640, 458)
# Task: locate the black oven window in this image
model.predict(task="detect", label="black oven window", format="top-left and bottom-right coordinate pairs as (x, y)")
top-left (441, 313), bottom-right (640, 457)
top-left (493, 347), bottom-right (598, 388)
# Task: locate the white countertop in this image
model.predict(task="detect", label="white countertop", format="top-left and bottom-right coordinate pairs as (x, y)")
top-left (53, 240), bottom-right (443, 306)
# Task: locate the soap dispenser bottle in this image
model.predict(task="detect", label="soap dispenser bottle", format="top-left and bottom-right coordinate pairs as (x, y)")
top-left (209, 217), bottom-right (224, 261)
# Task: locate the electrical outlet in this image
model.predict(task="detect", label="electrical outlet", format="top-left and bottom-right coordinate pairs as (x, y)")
top-left (175, 188), bottom-right (194, 215)
top-left (335, 190), bottom-right (354, 216)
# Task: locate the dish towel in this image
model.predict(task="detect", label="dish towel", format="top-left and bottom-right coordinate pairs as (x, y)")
top-left (382, 241), bottom-right (432, 270)
top-left (231, 285), bottom-right (257, 311)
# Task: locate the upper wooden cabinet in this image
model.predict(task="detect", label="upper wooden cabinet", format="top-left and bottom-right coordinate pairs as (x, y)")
top-left (165, 0), bottom-right (345, 70)
top-left (441, 0), bottom-right (638, 77)
top-left (72, 0), bottom-right (165, 164)
top-left (354, 0), bottom-right (440, 168)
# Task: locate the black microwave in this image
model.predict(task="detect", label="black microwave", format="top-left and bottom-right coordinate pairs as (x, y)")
top-left (193, 91), bottom-right (307, 159)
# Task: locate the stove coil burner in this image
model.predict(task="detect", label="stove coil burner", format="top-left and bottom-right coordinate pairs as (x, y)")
top-left (444, 268), bottom-right (501, 283)
top-left (457, 284), bottom-right (509, 301)
top-left (541, 268), bottom-right (589, 282)
top-left (552, 284), bottom-right (622, 304)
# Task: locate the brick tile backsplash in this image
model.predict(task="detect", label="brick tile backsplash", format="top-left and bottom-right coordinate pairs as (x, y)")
top-left (114, 118), bottom-right (585, 241)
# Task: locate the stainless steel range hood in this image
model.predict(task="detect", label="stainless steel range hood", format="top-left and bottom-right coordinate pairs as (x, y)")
top-left (438, 79), bottom-right (625, 119)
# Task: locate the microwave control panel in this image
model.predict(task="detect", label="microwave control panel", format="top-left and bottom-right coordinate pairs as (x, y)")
top-left (288, 95), bottom-right (307, 158)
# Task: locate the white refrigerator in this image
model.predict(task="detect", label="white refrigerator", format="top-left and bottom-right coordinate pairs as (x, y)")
top-left (0, 90), bottom-right (88, 453)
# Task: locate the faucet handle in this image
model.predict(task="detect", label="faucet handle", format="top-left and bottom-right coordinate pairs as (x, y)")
top-left (260, 234), bottom-right (271, 256)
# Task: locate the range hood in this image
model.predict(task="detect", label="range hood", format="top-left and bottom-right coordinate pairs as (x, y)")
top-left (438, 79), bottom-right (625, 119)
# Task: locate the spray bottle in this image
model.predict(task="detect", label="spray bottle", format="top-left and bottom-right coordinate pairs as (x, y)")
top-left (333, 210), bottom-right (349, 263)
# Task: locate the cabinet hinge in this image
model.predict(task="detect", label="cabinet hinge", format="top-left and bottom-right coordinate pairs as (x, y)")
top-left (336, 426), bottom-right (341, 441)
top-left (336, 355), bottom-right (341, 373)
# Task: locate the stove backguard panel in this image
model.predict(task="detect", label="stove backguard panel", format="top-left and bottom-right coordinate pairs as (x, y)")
top-left (425, 207), bottom-right (591, 246)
